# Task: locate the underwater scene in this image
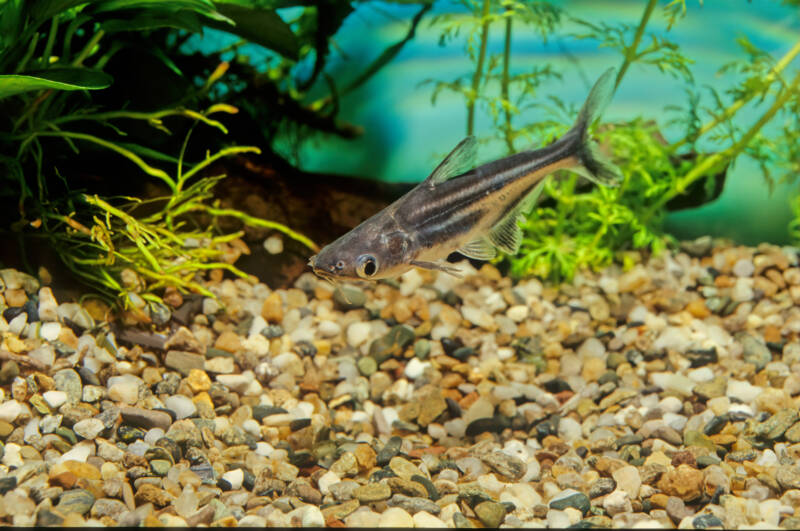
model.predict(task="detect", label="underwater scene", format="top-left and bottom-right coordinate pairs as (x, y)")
top-left (0, 0), bottom-right (799, 527)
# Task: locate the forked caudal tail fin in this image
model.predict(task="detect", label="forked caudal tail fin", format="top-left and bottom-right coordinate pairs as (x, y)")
top-left (565, 67), bottom-right (623, 186)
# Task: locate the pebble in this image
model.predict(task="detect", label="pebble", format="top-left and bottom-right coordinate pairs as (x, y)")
top-left (378, 507), bottom-right (414, 527)
top-left (72, 418), bottom-right (104, 440)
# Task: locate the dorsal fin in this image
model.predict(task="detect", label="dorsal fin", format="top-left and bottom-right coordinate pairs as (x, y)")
top-left (487, 178), bottom-right (549, 255)
top-left (425, 136), bottom-right (477, 188)
top-left (458, 237), bottom-right (496, 261)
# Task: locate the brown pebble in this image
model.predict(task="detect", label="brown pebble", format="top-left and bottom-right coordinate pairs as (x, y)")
top-left (214, 331), bottom-right (242, 353)
top-left (261, 292), bottom-right (284, 323)
top-left (657, 464), bottom-right (704, 502)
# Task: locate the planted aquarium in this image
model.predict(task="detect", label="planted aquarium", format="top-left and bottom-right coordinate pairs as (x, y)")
top-left (0, 0), bottom-right (798, 528)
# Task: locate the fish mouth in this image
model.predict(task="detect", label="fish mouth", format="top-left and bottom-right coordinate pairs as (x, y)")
top-left (308, 256), bottom-right (334, 280)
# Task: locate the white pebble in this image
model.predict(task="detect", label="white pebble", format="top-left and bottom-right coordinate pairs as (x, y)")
top-left (732, 278), bottom-right (754, 301)
top-left (8, 313), bottom-right (27, 335)
top-left (317, 320), bottom-right (341, 338)
top-left (144, 428), bottom-right (166, 444)
top-left (239, 515), bottom-right (267, 527)
top-left (0, 400), bottom-right (23, 423)
top-left (59, 440), bottom-right (94, 463)
top-left (461, 306), bottom-right (494, 329)
top-left (546, 510), bottom-right (571, 529)
top-left (659, 396), bottom-right (683, 414)
top-left (222, 468), bottom-right (243, 490)
top-left (263, 235), bottom-right (284, 255)
top-left (404, 358), bottom-right (430, 380)
top-left (242, 419), bottom-right (261, 437)
top-left (346, 322), bottom-right (371, 348)
top-left (43, 390), bottom-right (68, 410)
top-left (651, 373), bottom-right (695, 396)
top-left (497, 347), bottom-right (514, 361)
top-left (727, 379), bottom-right (763, 403)
top-left (317, 470), bottom-right (340, 495)
top-left (557, 417), bottom-right (582, 441)
top-left (378, 507), bottom-right (414, 527)
top-left (39, 321), bottom-right (61, 341)
top-left (38, 287), bottom-right (59, 321)
top-left (578, 337), bottom-right (606, 358)
top-left (255, 442), bottom-right (274, 457)
top-left (24, 418), bottom-right (40, 444)
top-left (28, 345), bottom-right (55, 367)
top-left (506, 305), bottom-right (529, 322)
top-left (733, 258), bottom-right (755, 277)
top-left (216, 374), bottom-right (252, 394)
top-left (688, 367), bottom-right (714, 382)
top-left (202, 297), bottom-right (221, 315)
top-left (413, 511), bottom-right (447, 528)
top-left (127, 440), bottom-right (150, 456)
top-left (603, 489), bottom-right (632, 516)
top-left (164, 395), bottom-right (197, 420)
top-left (2, 443), bottom-right (23, 467)
top-left (108, 381), bottom-right (139, 405)
top-left (300, 506), bottom-right (324, 527)
top-left (73, 418), bottom-right (104, 440)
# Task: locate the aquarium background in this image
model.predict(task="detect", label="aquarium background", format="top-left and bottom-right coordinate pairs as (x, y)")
top-left (192, 0), bottom-right (799, 245)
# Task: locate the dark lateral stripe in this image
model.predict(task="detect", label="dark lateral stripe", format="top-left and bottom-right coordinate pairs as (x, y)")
top-left (407, 138), bottom-right (577, 228)
top-left (415, 208), bottom-right (485, 249)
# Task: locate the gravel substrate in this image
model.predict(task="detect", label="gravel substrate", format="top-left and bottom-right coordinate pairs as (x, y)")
top-left (1, 239), bottom-right (800, 527)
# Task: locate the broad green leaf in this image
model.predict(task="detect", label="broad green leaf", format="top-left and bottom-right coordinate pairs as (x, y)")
top-left (89, 0), bottom-right (231, 22)
top-left (101, 10), bottom-right (204, 33)
top-left (208, 2), bottom-right (299, 60)
top-left (0, 68), bottom-right (113, 99)
top-left (26, 0), bottom-right (88, 25)
top-left (1, 0), bottom-right (24, 48)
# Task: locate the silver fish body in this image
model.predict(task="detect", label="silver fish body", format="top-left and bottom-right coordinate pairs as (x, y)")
top-left (310, 68), bottom-right (622, 282)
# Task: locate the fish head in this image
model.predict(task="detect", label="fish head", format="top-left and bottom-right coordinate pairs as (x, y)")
top-left (309, 225), bottom-right (412, 282)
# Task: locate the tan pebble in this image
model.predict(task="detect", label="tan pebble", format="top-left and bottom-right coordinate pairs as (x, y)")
top-left (261, 292), bottom-right (283, 323)
top-left (685, 299), bottom-right (710, 319)
top-left (214, 331), bottom-right (241, 353)
top-left (392, 300), bottom-right (413, 323)
top-left (4, 289), bottom-right (27, 307)
top-left (581, 357), bottom-right (606, 382)
top-left (62, 514), bottom-right (87, 526)
top-left (58, 326), bottom-right (80, 349)
top-left (354, 444), bottom-right (377, 471)
top-left (763, 325), bottom-right (781, 344)
top-left (186, 369), bottom-right (212, 393)
top-left (657, 464), bottom-right (704, 501)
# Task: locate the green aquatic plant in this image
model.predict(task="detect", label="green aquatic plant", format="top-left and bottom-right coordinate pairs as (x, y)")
top-left (0, 0), bottom-right (426, 309)
top-left (428, 0), bottom-right (800, 282)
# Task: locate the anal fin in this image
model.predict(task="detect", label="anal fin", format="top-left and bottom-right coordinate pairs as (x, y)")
top-left (457, 238), bottom-right (496, 261)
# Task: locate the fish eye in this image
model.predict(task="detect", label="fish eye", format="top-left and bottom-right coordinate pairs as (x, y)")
top-left (356, 254), bottom-right (378, 278)
top-left (335, 260), bottom-right (345, 270)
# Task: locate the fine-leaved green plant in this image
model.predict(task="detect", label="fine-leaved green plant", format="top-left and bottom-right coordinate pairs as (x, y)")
top-left (427, 0), bottom-right (800, 282)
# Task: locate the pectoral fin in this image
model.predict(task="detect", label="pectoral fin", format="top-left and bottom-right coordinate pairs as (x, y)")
top-left (410, 260), bottom-right (463, 278)
top-left (487, 177), bottom-right (549, 255)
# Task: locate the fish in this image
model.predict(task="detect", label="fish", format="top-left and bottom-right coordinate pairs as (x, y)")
top-left (309, 67), bottom-right (622, 282)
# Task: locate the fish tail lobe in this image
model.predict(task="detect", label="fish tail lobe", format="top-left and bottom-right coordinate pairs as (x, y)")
top-left (567, 67), bottom-right (622, 187)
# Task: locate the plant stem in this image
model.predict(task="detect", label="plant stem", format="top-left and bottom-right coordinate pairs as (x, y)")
top-left (670, 39), bottom-right (800, 153)
top-left (72, 29), bottom-right (105, 66)
top-left (615, 0), bottom-right (658, 90)
top-left (501, 8), bottom-right (513, 153)
top-left (467, 0), bottom-right (491, 137)
top-left (203, 206), bottom-right (319, 252)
